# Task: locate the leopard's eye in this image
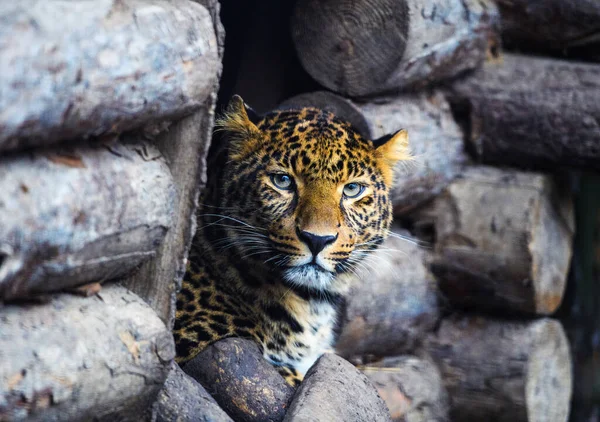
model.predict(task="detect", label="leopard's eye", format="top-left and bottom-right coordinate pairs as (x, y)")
top-left (270, 173), bottom-right (294, 190)
top-left (343, 183), bottom-right (364, 198)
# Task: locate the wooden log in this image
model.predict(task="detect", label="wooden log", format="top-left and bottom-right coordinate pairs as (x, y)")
top-left (183, 338), bottom-right (294, 422)
top-left (0, 0), bottom-right (220, 152)
top-left (362, 356), bottom-right (449, 422)
top-left (283, 353), bottom-right (392, 421)
top-left (428, 166), bottom-right (574, 315)
top-left (497, 0), bottom-right (600, 52)
top-left (446, 53), bottom-right (600, 171)
top-left (155, 362), bottom-right (233, 422)
top-left (335, 230), bottom-right (439, 360)
top-left (0, 140), bottom-right (176, 302)
top-left (290, 0), bottom-right (499, 97)
top-left (0, 285), bottom-right (175, 421)
top-left (425, 314), bottom-right (572, 422)
top-left (279, 91), bottom-right (469, 213)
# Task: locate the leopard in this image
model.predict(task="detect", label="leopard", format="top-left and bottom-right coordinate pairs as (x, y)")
top-left (174, 95), bottom-right (410, 387)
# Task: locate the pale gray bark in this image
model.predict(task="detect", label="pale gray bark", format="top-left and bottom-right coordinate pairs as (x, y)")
top-left (0, 0), bottom-right (220, 152)
top-left (426, 315), bottom-right (572, 422)
top-left (291, 0), bottom-right (499, 97)
top-left (0, 285), bottom-right (174, 421)
top-left (0, 140), bottom-right (176, 301)
top-left (428, 166), bottom-right (575, 315)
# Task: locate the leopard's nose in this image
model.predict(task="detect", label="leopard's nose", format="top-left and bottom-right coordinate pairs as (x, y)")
top-left (296, 228), bottom-right (338, 256)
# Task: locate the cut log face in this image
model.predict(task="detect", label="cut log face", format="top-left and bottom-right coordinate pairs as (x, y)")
top-left (0, 0), bottom-right (220, 152)
top-left (0, 140), bottom-right (176, 301)
top-left (182, 338), bottom-right (294, 422)
top-left (497, 0), bottom-right (600, 51)
top-left (279, 91), bottom-right (468, 213)
top-left (426, 315), bottom-right (572, 422)
top-left (0, 285), bottom-right (175, 421)
top-left (336, 231), bottom-right (439, 360)
top-left (446, 53), bottom-right (600, 171)
top-left (283, 353), bottom-right (392, 422)
top-left (155, 362), bottom-right (233, 422)
top-left (291, 0), bottom-right (499, 97)
top-left (429, 166), bottom-right (574, 315)
top-left (362, 356), bottom-right (449, 422)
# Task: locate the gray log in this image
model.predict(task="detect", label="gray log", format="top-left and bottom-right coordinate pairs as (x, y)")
top-left (426, 315), bottom-right (572, 422)
top-left (155, 362), bottom-right (233, 422)
top-left (290, 0), bottom-right (499, 97)
top-left (427, 166), bottom-right (574, 315)
top-left (497, 0), bottom-right (600, 51)
top-left (446, 53), bottom-right (600, 171)
top-left (183, 338), bottom-right (294, 422)
top-left (0, 0), bottom-right (220, 152)
top-left (0, 140), bottom-right (176, 301)
top-left (361, 356), bottom-right (449, 422)
top-left (0, 284), bottom-right (175, 421)
top-left (283, 353), bottom-right (392, 422)
top-left (336, 230), bottom-right (439, 360)
top-left (279, 91), bottom-right (469, 213)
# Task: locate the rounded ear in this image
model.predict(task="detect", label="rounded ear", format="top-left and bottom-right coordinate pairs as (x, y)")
top-left (373, 129), bottom-right (411, 166)
top-left (217, 95), bottom-right (263, 159)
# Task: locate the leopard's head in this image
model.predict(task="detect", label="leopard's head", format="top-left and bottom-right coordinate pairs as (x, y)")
top-left (215, 96), bottom-right (410, 292)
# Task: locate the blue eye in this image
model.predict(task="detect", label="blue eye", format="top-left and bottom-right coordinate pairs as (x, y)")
top-left (270, 173), bottom-right (294, 190)
top-left (343, 183), bottom-right (364, 198)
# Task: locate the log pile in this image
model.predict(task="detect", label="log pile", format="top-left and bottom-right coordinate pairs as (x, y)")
top-left (2, 0), bottom-right (593, 419)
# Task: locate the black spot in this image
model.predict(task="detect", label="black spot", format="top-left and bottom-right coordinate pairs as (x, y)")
top-left (191, 325), bottom-right (212, 342)
top-left (209, 323), bottom-right (230, 336)
top-left (212, 314), bottom-right (228, 325)
top-left (233, 318), bottom-right (255, 329)
top-left (263, 304), bottom-right (304, 333)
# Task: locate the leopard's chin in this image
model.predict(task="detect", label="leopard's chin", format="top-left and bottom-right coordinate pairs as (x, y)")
top-left (282, 263), bottom-right (335, 291)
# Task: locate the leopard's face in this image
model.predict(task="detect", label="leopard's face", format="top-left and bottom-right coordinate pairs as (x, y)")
top-left (216, 96), bottom-right (410, 292)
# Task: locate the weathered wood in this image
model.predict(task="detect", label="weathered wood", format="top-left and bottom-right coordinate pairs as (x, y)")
top-left (362, 356), bottom-right (449, 422)
top-left (291, 0), bottom-right (499, 97)
top-left (183, 338), bottom-right (294, 422)
top-left (155, 362), bottom-right (233, 422)
top-left (279, 91), bottom-right (468, 213)
top-left (497, 0), bottom-right (600, 52)
top-left (336, 230), bottom-right (439, 360)
top-left (446, 53), bottom-right (600, 171)
top-left (0, 0), bottom-right (220, 152)
top-left (0, 140), bottom-right (176, 301)
top-left (428, 166), bottom-right (574, 315)
top-left (0, 285), bottom-right (175, 421)
top-left (283, 353), bottom-right (392, 422)
top-left (426, 315), bottom-right (572, 422)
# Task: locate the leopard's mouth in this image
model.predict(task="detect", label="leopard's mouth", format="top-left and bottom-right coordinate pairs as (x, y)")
top-left (282, 262), bottom-right (335, 290)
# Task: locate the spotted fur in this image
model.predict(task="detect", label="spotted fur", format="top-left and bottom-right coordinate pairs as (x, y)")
top-left (174, 95), bottom-right (410, 386)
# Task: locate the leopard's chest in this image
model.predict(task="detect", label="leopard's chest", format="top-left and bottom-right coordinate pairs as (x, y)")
top-left (261, 300), bottom-right (338, 376)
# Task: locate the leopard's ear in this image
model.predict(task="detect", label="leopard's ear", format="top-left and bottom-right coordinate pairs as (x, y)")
top-left (373, 129), bottom-right (411, 184)
top-left (217, 95), bottom-right (263, 159)
top-left (373, 129), bottom-right (411, 165)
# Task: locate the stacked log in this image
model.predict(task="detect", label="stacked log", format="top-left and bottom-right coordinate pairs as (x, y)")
top-left (290, 0), bottom-right (500, 97)
top-left (0, 0), bottom-right (222, 419)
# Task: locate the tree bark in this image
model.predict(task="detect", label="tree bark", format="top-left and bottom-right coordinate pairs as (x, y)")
top-left (361, 356), bottom-right (449, 422)
top-left (0, 140), bottom-right (176, 302)
top-left (155, 362), bottom-right (233, 422)
top-left (284, 354), bottom-right (392, 422)
top-left (425, 314), bottom-right (572, 422)
top-left (279, 90), bottom-right (469, 214)
top-left (497, 0), bottom-right (600, 52)
top-left (0, 285), bottom-right (175, 421)
top-left (182, 338), bottom-right (294, 422)
top-left (446, 53), bottom-right (600, 171)
top-left (0, 0), bottom-right (220, 152)
top-left (427, 166), bottom-right (574, 315)
top-left (291, 0), bottom-right (499, 97)
top-left (336, 230), bottom-right (439, 360)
